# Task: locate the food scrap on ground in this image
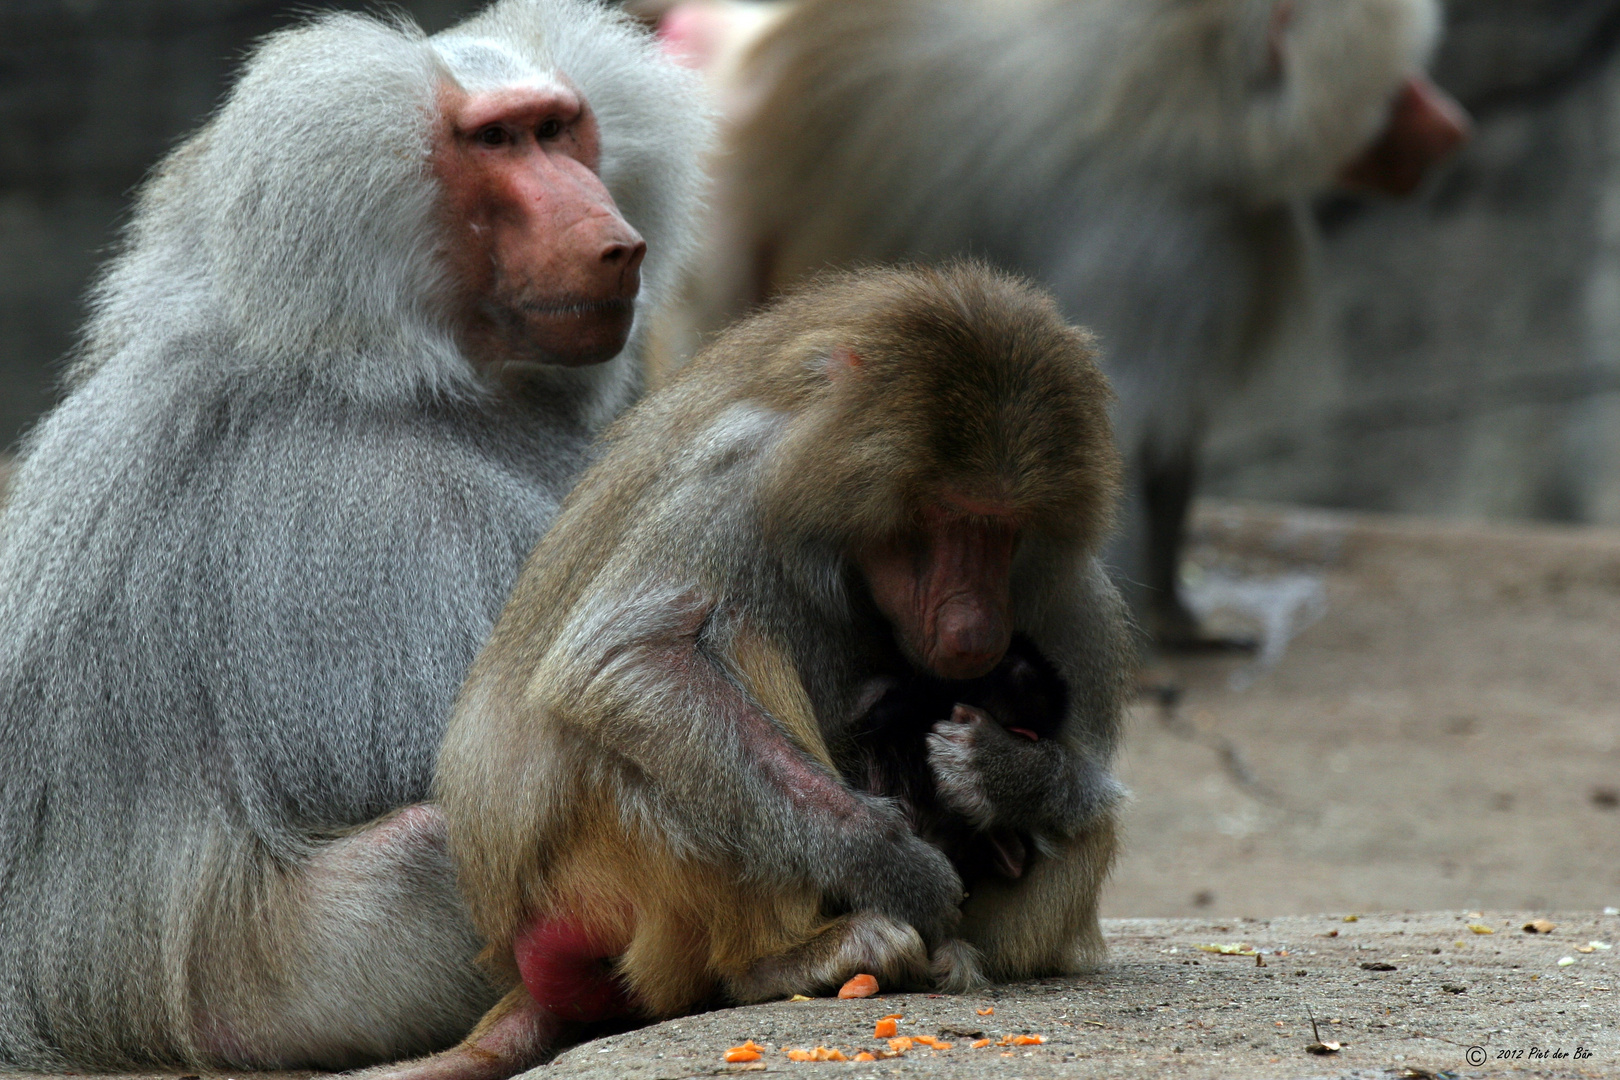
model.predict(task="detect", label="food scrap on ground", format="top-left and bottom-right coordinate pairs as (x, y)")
top-left (785, 1046), bottom-right (847, 1061)
top-left (976, 1006), bottom-right (994, 1015)
top-left (837, 974), bottom-right (878, 999)
top-left (997, 1033), bottom-right (1044, 1046)
top-left (1197, 942), bottom-right (1259, 956)
top-left (722, 1014), bottom-right (1022, 1068)
top-left (724, 1040), bottom-right (767, 1063)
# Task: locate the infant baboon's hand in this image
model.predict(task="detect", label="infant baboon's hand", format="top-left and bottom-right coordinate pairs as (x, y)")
top-left (928, 703), bottom-right (1109, 835)
top-left (927, 704), bottom-right (1038, 826)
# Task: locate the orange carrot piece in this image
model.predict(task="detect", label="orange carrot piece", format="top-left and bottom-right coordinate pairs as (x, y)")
top-left (976, 1007), bottom-right (994, 1016)
top-left (724, 1048), bottom-right (761, 1062)
top-left (972, 1038), bottom-right (992, 1049)
top-left (874, 1018), bottom-right (898, 1038)
top-left (838, 973), bottom-right (879, 998)
top-left (887, 1036), bottom-right (914, 1052)
top-left (854, 1051), bottom-right (877, 1062)
top-left (1013, 1034), bottom-right (1045, 1045)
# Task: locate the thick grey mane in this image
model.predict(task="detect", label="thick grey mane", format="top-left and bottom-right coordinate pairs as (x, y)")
top-left (0, 0), bottom-right (708, 1068)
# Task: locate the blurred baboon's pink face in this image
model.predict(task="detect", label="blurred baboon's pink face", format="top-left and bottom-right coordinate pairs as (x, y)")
top-left (1339, 74), bottom-right (1471, 196)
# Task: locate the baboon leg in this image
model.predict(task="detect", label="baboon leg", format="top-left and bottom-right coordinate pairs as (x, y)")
top-left (610, 850), bottom-right (929, 1009)
top-left (349, 986), bottom-right (564, 1080)
top-left (724, 911), bottom-right (930, 1003)
top-left (191, 804), bottom-right (496, 1070)
top-left (1143, 449), bottom-right (1255, 652)
top-left (953, 813), bottom-right (1119, 984)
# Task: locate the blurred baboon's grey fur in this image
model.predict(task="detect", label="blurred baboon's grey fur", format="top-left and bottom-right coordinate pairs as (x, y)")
top-left (694, 0), bottom-right (1444, 641)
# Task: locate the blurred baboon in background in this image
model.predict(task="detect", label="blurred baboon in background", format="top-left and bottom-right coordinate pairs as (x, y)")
top-left (671, 0), bottom-right (1470, 648)
top-left (0, 0), bottom-right (705, 1073)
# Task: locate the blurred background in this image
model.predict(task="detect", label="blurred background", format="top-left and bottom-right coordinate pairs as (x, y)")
top-left (7, 1), bottom-right (1620, 522)
top-left (1, 0), bottom-right (1615, 921)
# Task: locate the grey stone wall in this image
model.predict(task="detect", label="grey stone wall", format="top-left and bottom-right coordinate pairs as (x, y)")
top-left (0, 0), bottom-right (476, 449)
top-left (1204, 0), bottom-right (1620, 525)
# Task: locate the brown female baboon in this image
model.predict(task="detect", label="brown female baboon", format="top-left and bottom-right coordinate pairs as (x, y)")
top-left (436, 262), bottom-right (1133, 1041)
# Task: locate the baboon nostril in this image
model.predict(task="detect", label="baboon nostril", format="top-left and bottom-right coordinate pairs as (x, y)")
top-left (604, 241), bottom-right (647, 271)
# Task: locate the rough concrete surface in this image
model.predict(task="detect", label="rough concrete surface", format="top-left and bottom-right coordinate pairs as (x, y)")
top-left (1108, 501), bottom-right (1620, 920)
top-left (7, 910), bottom-right (1612, 1080)
top-left (538, 910), bottom-right (1617, 1080)
top-left (2, 502), bottom-right (1616, 1079)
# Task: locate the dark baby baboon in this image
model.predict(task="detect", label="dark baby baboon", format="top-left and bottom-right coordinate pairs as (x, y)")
top-left (848, 634), bottom-right (1070, 887)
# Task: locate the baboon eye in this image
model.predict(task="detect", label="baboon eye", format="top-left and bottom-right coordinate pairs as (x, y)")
top-left (537, 118), bottom-right (564, 140)
top-left (476, 125), bottom-right (510, 147)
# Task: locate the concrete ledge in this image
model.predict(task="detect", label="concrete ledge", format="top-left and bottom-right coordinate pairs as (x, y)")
top-left (537, 911), bottom-right (1617, 1079)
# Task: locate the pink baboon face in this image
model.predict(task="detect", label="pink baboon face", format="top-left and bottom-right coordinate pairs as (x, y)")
top-left (434, 81), bottom-right (647, 369)
top-left (859, 498), bottom-right (1021, 681)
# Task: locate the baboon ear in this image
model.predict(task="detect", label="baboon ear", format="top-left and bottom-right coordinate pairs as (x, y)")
top-left (823, 346), bottom-right (864, 380)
